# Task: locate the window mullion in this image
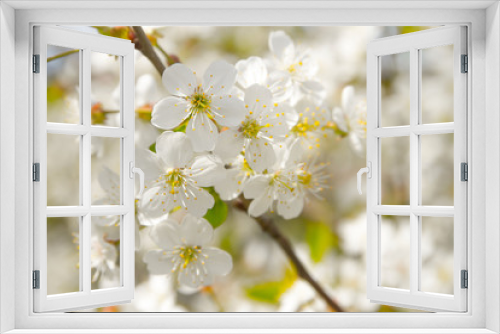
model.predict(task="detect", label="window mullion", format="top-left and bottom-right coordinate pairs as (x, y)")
top-left (409, 47), bottom-right (420, 294)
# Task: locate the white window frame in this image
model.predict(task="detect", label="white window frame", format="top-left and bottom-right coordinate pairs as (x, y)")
top-left (365, 26), bottom-right (467, 312)
top-left (33, 26), bottom-right (136, 312)
top-left (1, 1), bottom-right (499, 333)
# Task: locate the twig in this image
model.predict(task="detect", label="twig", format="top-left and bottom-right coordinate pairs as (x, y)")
top-left (131, 26), bottom-right (166, 75)
top-left (233, 199), bottom-right (344, 312)
top-left (48, 49), bottom-right (79, 62)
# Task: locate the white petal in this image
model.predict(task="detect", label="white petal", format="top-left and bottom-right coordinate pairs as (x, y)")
top-left (135, 119), bottom-right (160, 150)
top-left (182, 185), bottom-right (215, 218)
top-left (245, 138), bottom-right (276, 173)
top-left (299, 80), bottom-right (326, 102)
top-left (277, 194), bottom-right (305, 219)
top-left (156, 131), bottom-right (194, 168)
top-left (248, 190), bottom-right (274, 217)
top-left (269, 30), bottom-right (294, 61)
top-left (243, 84), bottom-right (273, 118)
top-left (214, 169), bottom-right (246, 201)
top-left (179, 214), bottom-right (214, 247)
top-left (177, 268), bottom-right (203, 289)
top-left (143, 250), bottom-right (175, 275)
top-left (213, 129), bottom-right (245, 163)
top-left (185, 113), bottom-right (218, 152)
top-left (162, 63), bottom-right (197, 96)
top-left (243, 175), bottom-right (271, 199)
top-left (190, 154), bottom-right (224, 187)
top-left (151, 97), bottom-right (190, 130)
top-left (204, 248), bottom-right (233, 276)
top-left (135, 149), bottom-right (164, 183)
top-left (139, 186), bottom-right (174, 220)
top-left (235, 56), bottom-right (267, 88)
top-left (210, 95), bottom-right (246, 127)
top-left (332, 107), bottom-right (348, 133)
top-left (150, 219), bottom-right (183, 250)
top-left (267, 70), bottom-right (293, 102)
top-left (97, 166), bottom-right (120, 203)
top-left (342, 85), bottom-right (355, 112)
top-left (202, 60), bottom-right (237, 96)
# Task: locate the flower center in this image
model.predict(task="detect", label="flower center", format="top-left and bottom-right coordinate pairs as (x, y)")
top-left (176, 245), bottom-right (202, 269)
top-left (287, 61), bottom-right (303, 74)
top-left (240, 119), bottom-right (263, 139)
top-left (292, 116), bottom-right (320, 137)
top-left (163, 168), bottom-right (186, 194)
top-left (189, 91), bottom-right (211, 115)
top-left (298, 171), bottom-right (313, 186)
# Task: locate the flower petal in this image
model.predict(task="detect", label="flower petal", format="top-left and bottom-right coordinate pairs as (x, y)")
top-left (213, 129), bottom-right (245, 163)
top-left (235, 56), bottom-right (267, 88)
top-left (214, 169), bottom-right (247, 201)
top-left (144, 250), bottom-right (175, 275)
top-left (179, 214), bottom-right (214, 247)
top-left (177, 267), bottom-right (204, 289)
top-left (156, 131), bottom-right (194, 168)
top-left (181, 185), bottom-right (215, 218)
top-left (248, 190), bottom-right (274, 217)
top-left (202, 60), bottom-right (237, 96)
top-left (135, 149), bottom-right (164, 183)
top-left (204, 248), bottom-right (233, 276)
top-left (210, 95), bottom-right (246, 127)
top-left (269, 30), bottom-right (294, 61)
top-left (244, 84), bottom-right (273, 118)
top-left (267, 70), bottom-right (293, 102)
top-left (149, 219), bottom-right (183, 250)
top-left (162, 63), bottom-right (197, 97)
top-left (138, 186), bottom-right (174, 221)
top-left (151, 97), bottom-right (191, 130)
top-left (245, 138), bottom-right (276, 173)
top-left (342, 85), bottom-right (355, 112)
top-left (243, 175), bottom-right (271, 199)
top-left (277, 194), bottom-right (305, 219)
top-left (190, 154), bottom-right (224, 187)
top-left (185, 113), bottom-right (219, 152)
top-left (299, 80), bottom-right (326, 102)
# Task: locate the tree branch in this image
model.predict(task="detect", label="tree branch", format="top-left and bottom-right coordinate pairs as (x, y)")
top-left (233, 199), bottom-right (345, 312)
top-left (131, 26), bottom-right (166, 75)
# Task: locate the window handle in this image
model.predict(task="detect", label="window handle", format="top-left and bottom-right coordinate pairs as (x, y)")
top-left (357, 162), bottom-right (372, 195)
top-left (129, 162), bottom-right (145, 197)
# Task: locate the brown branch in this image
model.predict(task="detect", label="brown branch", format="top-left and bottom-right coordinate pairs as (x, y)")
top-left (131, 26), bottom-right (166, 75)
top-left (233, 199), bottom-right (345, 312)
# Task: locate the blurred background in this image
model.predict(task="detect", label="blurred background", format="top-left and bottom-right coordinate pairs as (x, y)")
top-left (45, 25), bottom-right (454, 313)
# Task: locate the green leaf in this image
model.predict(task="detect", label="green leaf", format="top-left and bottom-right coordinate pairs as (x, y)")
top-left (149, 142), bottom-right (156, 153)
top-left (245, 268), bottom-right (297, 304)
top-left (399, 26), bottom-right (432, 35)
top-left (306, 221), bottom-right (336, 263)
top-left (203, 188), bottom-right (228, 229)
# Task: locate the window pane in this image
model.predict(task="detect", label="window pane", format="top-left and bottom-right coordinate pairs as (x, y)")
top-left (47, 45), bottom-right (80, 124)
top-left (380, 215), bottom-right (410, 290)
top-left (421, 45), bottom-right (454, 124)
top-left (380, 52), bottom-right (410, 127)
top-left (91, 52), bottom-right (121, 127)
top-left (91, 216), bottom-right (121, 290)
top-left (381, 136), bottom-right (410, 205)
top-left (420, 217), bottom-right (454, 294)
top-left (421, 133), bottom-right (454, 206)
top-left (47, 217), bottom-right (80, 294)
top-left (47, 133), bottom-right (80, 206)
top-left (91, 137), bottom-right (121, 206)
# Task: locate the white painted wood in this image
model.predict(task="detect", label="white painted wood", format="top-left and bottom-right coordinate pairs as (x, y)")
top-left (33, 26), bottom-right (135, 313)
top-left (366, 26), bottom-right (467, 312)
top-left (7, 4), bottom-right (491, 333)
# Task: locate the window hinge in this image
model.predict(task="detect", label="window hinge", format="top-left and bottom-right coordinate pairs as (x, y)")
top-left (33, 54), bottom-right (40, 73)
top-left (33, 270), bottom-right (40, 289)
top-left (461, 54), bottom-right (468, 73)
top-left (461, 162), bottom-right (468, 181)
top-left (461, 270), bottom-right (468, 289)
top-left (33, 163), bottom-right (40, 182)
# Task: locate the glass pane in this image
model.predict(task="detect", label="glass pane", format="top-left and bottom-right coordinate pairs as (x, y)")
top-left (421, 133), bottom-right (454, 206)
top-left (91, 216), bottom-right (121, 289)
top-left (47, 133), bottom-right (80, 206)
top-left (47, 45), bottom-right (80, 124)
top-left (47, 217), bottom-right (80, 294)
top-left (91, 137), bottom-right (121, 206)
top-left (381, 136), bottom-right (410, 205)
top-left (380, 52), bottom-right (410, 127)
top-left (91, 51), bottom-right (121, 127)
top-left (421, 45), bottom-right (454, 124)
top-left (420, 217), bottom-right (454, 294)
top-left (380, 215), bottom-right (410, 290)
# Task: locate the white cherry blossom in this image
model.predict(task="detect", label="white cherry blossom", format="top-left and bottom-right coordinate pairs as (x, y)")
top-left (151, 60), bottom-right (246, 152)
top-left (332, 86), bottom-right (367, 153)
top-left (268, 31), bottom-right (325, 105)
top-left (137, 131), bottom-right (223, 219)
top-left (235, 56), bottom-right (292, 102)
top-left (214, 154), bottom-right (255, 201)
top-left (143, 214), bottom-right (232, 289)
top-left (214, 84), bottom-right (291, 172)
